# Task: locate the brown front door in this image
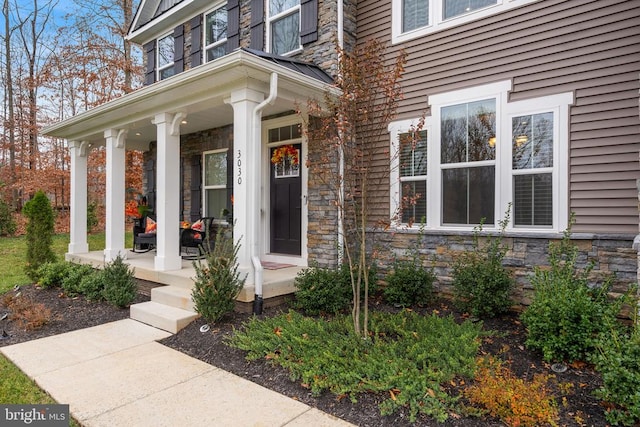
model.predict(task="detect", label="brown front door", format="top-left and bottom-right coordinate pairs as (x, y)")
top-left (270, 144), bottom-right (302, 255)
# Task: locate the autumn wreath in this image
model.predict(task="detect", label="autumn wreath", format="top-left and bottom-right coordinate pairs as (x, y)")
top-left (270, 144), bottom-right (299, 166)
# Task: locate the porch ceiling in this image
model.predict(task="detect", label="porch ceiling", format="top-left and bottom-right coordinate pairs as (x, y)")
top-left (43, 49), bottom-right (335, 151)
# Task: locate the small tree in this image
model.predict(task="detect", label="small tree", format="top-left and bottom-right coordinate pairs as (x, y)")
top-left (0, 196), bottom-right (16, 236)
top-left (191, 229), bottom-right (246, 324)
top-left (22, 190), bottom-right (56, 281)
top-left (303, 40), bottom-right (407, 338)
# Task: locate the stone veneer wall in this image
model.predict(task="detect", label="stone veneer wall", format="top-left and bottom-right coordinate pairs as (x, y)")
top-left (371, 229), bottom-right (637, 308)
top-left (306, 121), bottom-right (340, 267)
top-left (142, 125), bottom-right (234, 221)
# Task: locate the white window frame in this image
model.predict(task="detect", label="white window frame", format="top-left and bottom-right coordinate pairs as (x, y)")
top-left (390, 80), bottom-right (572, 233)
top-left (266, 0), bottom-right (302, 56)
top-left (392, 0), bottom-right (539, 45)
top-left (202, 148), bottom-right (229, 218)
top-left (156, 32), bottom-right (175, 81)
top-left (203, 3), bottom-right (228, 63)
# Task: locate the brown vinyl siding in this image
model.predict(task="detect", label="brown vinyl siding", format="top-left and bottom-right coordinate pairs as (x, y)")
top-left (357, 0), bottom-right (640, 234)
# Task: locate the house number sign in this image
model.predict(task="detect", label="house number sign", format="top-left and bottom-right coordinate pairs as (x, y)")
top-left (237, 150), bottom-right (242, 184)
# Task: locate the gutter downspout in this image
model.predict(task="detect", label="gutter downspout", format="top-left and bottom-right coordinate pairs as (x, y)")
top-left (337, 0), bottom-right (345, 264)
top-left (251, 72), bottom-right (278, 315)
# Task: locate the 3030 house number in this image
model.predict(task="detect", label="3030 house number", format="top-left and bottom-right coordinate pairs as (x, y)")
top-left (237, 150), bottom-right (242, 184)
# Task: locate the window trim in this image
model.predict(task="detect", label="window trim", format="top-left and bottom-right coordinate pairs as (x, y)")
top-left (392, 0), bottom-right (539, 45)
top-left (202, 148), bottom-right (229, 218)
top-left (203, 3), bottom-right (228, 63)
top-left (390, 80), bottom-right (572, 233)
top-left (266, 0), bottom-right (303, 56)
top-left (156, 32), bottom-right (175, 81)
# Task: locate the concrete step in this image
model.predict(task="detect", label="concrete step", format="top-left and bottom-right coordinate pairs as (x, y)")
top-left (130, 301), bottom-right (198, 334)
top-left (152, 286), bottom-right (195, 311)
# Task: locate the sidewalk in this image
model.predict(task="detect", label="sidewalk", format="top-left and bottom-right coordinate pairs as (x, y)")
top-left (0, 319), bottom-right (354, 427)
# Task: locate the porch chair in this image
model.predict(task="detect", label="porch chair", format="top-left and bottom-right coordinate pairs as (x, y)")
top-left (132, 215), bottom-right (157, 253)
top-left (180, 217), bottom-right (217, 259)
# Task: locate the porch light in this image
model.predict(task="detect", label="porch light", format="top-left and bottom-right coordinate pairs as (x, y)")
top-left (515, 135), bottom-right (529, 146)
top-left (488, 136), bottom-right (496, 148)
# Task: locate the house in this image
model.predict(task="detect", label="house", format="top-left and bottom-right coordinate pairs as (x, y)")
top-left (44, 0), bottom-right (639, 328)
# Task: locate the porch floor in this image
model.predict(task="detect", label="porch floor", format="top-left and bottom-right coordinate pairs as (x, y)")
top-left (65, 250), bottom-right (303, 305)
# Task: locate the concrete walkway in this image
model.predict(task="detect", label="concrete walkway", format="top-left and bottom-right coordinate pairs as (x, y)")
top-left (1, 319), bottom-right (354, 427)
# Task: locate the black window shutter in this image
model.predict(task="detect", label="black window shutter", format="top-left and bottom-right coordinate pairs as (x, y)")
top-left (250, 0), bottom-right (264, 50)
top-left (190, 16), bottom-right (202, 67)
top-left (143, 41), bottom-right (156, 85)
top-left (174, 24), bottom-right (185, 73)
top-left (227, 0), bottom-right (240, 52)
top-left (190, 154), bottom-right (202, 221)
top-left (300, 0), bottom-right (318, 45)
top-left (145, 159), bottom-right (156, 212)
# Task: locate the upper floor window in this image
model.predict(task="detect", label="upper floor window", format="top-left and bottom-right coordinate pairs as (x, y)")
top-left (392, 0), bottom-right (538, 44)
top-left (157, 33), bottom-right (175, 80)
top-left (403, 0), bottom-right (429, 33)
top-left (268, 0), bottom-right (301, 55)
top-left (389, 81), bottom-right (572, 233)
top-left (204, 5), bottom-right (228, 62)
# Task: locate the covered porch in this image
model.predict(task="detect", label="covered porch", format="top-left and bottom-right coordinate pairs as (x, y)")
top-left (43, 49), bottom-right (334, 314)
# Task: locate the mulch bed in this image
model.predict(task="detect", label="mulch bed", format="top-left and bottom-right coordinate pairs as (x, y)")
top-left (1, 284), bottom-right (610, 426)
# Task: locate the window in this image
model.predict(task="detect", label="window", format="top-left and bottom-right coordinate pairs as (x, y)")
top-left (441, 99), bottom-right (496, 225)
top-left (392, 0), bottom-right (538, 44)
top-left (157, 33), bottom-right (175, 80)
top-left (403, 0), bottom-right (429, 33)
top-left (399, 130), bottom-right (428, 223)
top-left (203, 150), bottom-right (228, 218)
top-left (268, 0), bottom-right (301, 55)
top-left (204, 5), bottom-right (228, 62)
top-left (443, 0), bottom-right (496, 20)
top-left (389, 81), bottom-right (572, 232)
top-left (511, 112), bottom-right (553, 226)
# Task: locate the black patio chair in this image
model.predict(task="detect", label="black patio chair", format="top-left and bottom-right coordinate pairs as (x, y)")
top-left (180, 217), bottom-right (217, 259)
top-left (132, 215), bottom-right (157, 253)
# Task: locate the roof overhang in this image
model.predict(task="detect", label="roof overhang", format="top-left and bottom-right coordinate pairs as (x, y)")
top-left (43, 49), bottom-right (336, 150)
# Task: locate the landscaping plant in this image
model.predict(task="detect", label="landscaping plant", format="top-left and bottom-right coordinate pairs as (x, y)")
top-left (383, 257), bottom-right (435, 307)
top-left (192, 230), bottom-right (246, 323)
top-left (22, 190), bottom-right (56, 282)
top-left (464, 356), bottom-right (559, 427)
top-left (229, 309), bottom-right (482, 422)
top-left (521, 221), bottom-right (623, 363)
top-left (36, 261), bottom-right (74, 288)
top-left (101, 255), bottom-right (137, 307)
top-left (0, 196), bottom-right (16, 236)
top-left (292, 263), bottom-right (352, 315)
top-left (590, 292), bottom-right (640, 426)
top-left (61, 263), bottom-right (95, 297)
top-left (452, 207), bottom-right (514, 318)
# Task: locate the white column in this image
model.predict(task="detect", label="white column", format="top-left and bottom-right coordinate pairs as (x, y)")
top-left (104, 129), bottom-right (127, 261)
top-left (227, 88), bottom-right (264, 283)
top-left (68, 140), bottom-right (89, 254)
top-left (153, 112), bottom-right (183, 271)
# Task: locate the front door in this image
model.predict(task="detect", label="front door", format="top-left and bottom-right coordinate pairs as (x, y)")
top-left (270, 144), bottom-right (302, 255)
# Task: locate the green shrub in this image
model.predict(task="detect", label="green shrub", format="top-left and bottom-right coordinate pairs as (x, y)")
top-left (521, 222), bottom-right (622, 363)
top-left (590, 292), bottom-right (640, 426)
top-left (191, 229), bottom-right (246, 323)
top-left (452, 209), bottom-right (514, 318)
top-left (0, 197), bottom-right (16, 236)
top-left (61, 264), bottom-right (95, 296)
top-left (383, 258), bottom-right (435, 307)
top-left (22, 191), bottom-right (56, 281)
top-left (229, 309), bottom-right (482, 422)
top-left (292, 263), bottom-right (352, 315)
top-left (37, 261), bottom-right (73, 288)
top-left (79, 269), bottom-right (106, 301)
top-left (87, 201), bottom-right (99, 232)
top-left (102, 255), bottom-right (137, 307)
